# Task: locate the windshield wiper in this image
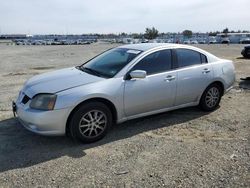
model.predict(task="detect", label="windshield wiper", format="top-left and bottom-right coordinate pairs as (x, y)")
top-left (78, 66), bottom-right (105, 78)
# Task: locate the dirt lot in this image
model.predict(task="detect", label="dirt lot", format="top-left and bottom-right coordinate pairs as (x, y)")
top-left (0, 43), bottom-right (249, 187)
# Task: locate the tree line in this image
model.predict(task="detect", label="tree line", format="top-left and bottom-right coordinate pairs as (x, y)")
top-left (100, 27), bottom-right (249, 40)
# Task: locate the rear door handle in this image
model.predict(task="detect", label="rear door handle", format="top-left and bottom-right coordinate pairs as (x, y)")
top-left (202, 68), bottom-right (210, 74)
top-left (164, 75), bottom-right (176, 81)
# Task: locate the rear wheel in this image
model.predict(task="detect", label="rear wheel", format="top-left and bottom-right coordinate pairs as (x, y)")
top-left (199, 83), bottom-right (222, 111)
top-left (69, 102), bottom-right (112, 143)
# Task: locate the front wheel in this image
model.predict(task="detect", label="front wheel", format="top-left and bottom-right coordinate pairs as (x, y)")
top-left (69, 102), bottom-right (113, 143)
top-left (199, 83), bottom-right (222, 111)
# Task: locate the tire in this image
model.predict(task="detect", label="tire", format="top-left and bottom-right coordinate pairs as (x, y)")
top-left (69, 101), bottom-right (113, 143)
top-left (246, 50), bottom-right (250, 58)
top-left (199, 83), bottom-right (223, 111)
top-left (242, 51), bottom-right (248, 58)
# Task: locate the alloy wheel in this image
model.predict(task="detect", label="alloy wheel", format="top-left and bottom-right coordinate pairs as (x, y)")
top-left (79, 110), bottom-right (107, 138)
top-left (205, 87), bottom-right (220, 108)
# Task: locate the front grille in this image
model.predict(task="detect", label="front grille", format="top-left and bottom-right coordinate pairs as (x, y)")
top-left (21, 95), bottom-right (30, 104)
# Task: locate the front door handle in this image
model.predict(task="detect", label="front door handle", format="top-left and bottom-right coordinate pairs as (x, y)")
top-left (164, 75), bottom-right (176, 81)
top-left (202, 68), bottom-right (210, 74)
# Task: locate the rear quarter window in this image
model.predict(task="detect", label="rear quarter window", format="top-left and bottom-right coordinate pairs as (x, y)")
top-left (201, 54), bottom-right (208, 63)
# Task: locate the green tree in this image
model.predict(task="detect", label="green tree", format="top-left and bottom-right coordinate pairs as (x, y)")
top-left (132, 33), bottom-right (143, 39)
top-left (208, 31), bottom-right (219, 36)
top-left (182, 30), bottom-right (192, 38)
top-left (144, 27), bottom-right (159, 40)
top-left (222, 28), bottom-right (229, 34)
top-left (120, 32), bottom-right (127, 37)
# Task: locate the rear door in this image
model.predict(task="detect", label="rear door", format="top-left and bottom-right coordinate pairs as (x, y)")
top-left (174, 48), bottom-right (213, 106)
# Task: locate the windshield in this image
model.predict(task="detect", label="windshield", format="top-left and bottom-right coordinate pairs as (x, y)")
top-left (80, 48), bottom-right (142, 78)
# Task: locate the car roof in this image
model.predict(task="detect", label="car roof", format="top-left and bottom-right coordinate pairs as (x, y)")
top-left (117, 43), bottom-right (220, 64)
top-left (118, 43), bottom-right (181, 51)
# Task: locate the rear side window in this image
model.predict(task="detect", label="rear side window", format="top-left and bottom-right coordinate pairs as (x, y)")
top-left (201, 54), bottom-right (207, 63)
top-left (176, 49), bottom-right (207, 68)
top-left (131, 49), bottom-right (172, 75)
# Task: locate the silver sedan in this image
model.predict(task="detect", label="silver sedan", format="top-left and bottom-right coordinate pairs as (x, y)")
top-left (13, 43), bottom-right (235, 143)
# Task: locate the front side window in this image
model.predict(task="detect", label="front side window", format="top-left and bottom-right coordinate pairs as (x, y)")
top-left (176, 49), bottom-right (207, 68)
top-left (131, 49), bottom-right (172, 75)
top-left (81, 48), bottom-right (142, 78)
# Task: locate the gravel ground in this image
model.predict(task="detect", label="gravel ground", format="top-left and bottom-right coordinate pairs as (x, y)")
top-left (0, 43), bottom-right (249, 187)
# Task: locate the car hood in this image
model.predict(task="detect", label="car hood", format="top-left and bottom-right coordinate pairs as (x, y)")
top-left (23, 67), bottom-right (104, 97)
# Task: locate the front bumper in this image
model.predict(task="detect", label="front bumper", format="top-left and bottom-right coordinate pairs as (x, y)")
top-left (14, 101), bottom-right (70, 136)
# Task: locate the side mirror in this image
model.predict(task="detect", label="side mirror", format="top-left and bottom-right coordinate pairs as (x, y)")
top-left (129, 70), bottom-right (147, 79)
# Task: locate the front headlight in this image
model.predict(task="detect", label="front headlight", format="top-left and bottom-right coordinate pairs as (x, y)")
top-left (30, 94), bottom-right (57, 110)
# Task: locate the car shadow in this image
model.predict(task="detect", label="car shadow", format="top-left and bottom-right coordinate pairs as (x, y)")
top-left (0, 107), bottom-right (211, 173)
top-left (236, 56), bottom-right (250, 59)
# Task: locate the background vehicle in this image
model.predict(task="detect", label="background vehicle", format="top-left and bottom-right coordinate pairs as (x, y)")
top-left (14, 43), bottom-right (235, 143)
top-left (217, 33), bottom-right (250, 43)
top-left (221, 37), bottom-right (230, 44)
top-left (183, 40), bottom-right (190, 44)
top-left (166, 39), bottom-right (174, 43)
top-left (208, 37), bottom-right (217, 44)
top-left (241, 45), bottom-right (250, 58)
top-left (240, 38), bottom-right (250, 44)
top-left (190, 40), bottom-right (198, 44)
top-left (198, 39), bottom-right (206, 44)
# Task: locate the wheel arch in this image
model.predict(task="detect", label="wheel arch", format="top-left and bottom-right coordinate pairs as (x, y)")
top-left (198, 80), bottom-right (225, 104)
top-left (209, 81), bottom-right (225, 95)
top-left (198, 80), bottom-right (225, 111)
top-left (65, 97), bottom-right (118, 136)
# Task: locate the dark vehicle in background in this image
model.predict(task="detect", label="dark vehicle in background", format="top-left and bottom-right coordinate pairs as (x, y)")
top-left (240, 38), bottom-right (250, 44)
top-left (241, 45), bottom-right (250, 58)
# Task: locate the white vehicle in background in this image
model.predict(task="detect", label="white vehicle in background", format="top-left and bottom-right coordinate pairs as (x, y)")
top-left (45, 40), bottom-right (53, 45)
top-left (183, 40), bottom-right (191, 44)
top-left (209, 37), bottom-right (217, 44)
top-left (191, 40), bottom-right (198, 44)
top-left (132, 39), bottom-right (140, 44)
top-left (141, 39), bottom-right (149, 43)
top-left (199, 39), bottom-right (206, 44)
top-left (166, 39), bottom-right (174, 43)
top-left (221, 37), bottom-right (230, 44)
top-left (122, 38), bottom-right (133, 44)
top-left (149, 39), bottom-right (158, 43)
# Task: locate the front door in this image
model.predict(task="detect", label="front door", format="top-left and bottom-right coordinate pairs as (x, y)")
top-left (124, 49), bottom-right (177, 117)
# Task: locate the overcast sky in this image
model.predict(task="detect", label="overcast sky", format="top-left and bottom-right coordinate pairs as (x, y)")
top-left (0, 0), bottom-right (249, 34)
